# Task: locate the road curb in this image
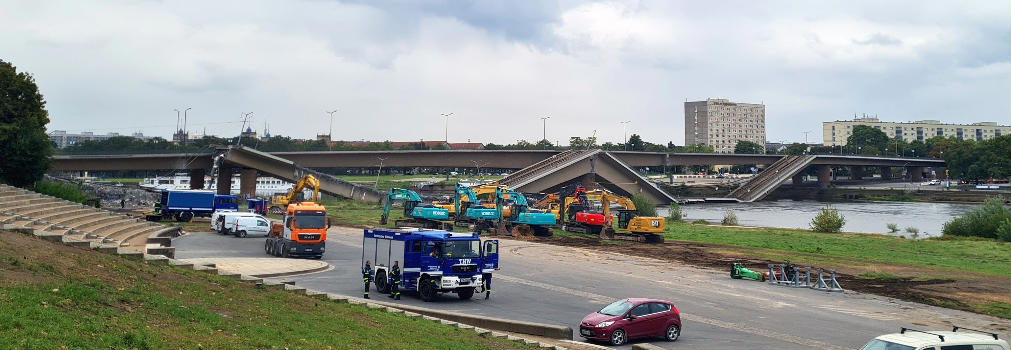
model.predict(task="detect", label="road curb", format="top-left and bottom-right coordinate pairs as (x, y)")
top-left (631, 343), bottom-right (666, 350)
top-left (363, 299), bottom-right (574, 339)
top-left (249, 262), bottom-right (332, 278)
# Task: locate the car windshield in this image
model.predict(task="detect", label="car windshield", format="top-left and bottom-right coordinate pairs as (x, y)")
top-left (859, 339), bottom-right (915, 350)
top-left (294, 211), bottom-right (326, 229)
top-left (442, 240), bottom-right (480, 259)
top-left (598, 300), bottom-right (634, 316)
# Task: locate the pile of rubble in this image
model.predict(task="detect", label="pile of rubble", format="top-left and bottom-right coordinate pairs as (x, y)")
top-left (45, 176), bottom-right (159, 209)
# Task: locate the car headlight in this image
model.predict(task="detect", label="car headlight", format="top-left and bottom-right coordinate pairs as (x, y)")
top-left (595, 321), bottom-right (614, 328)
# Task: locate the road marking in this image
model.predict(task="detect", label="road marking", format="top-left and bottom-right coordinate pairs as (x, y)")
top-left (816, 305), bottom-right (899, 321)
top-left (496, 273), bottom-right (846, 350)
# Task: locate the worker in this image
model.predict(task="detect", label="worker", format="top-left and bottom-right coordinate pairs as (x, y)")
top-left (388, 260), bottom-right (401, 300)
top-left (120, 198), bottom-right (126, 209)
top-left (362, 260), bottom-right (372, 299)
top-left (483, 271), bottom-right (492, 299)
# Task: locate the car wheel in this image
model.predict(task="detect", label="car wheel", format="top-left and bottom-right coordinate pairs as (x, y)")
top-left (609, 329), bottom-right (627, 346)
top-left (665, 324), bottom-right (680, 341)
top-left (237, 230), bottom-right (247, 238)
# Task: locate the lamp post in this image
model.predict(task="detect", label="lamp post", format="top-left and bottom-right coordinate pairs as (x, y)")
top-left (375, 157), bottom-right (386, 189)
top-left (174, 109), bottom-right (181, 134)
top-left (540, 116), bottom-right (550, 141)
top-left (326, 109), bottom-right (339, 141)
top-left (183, 107), bottom-right (192, 143)
top-left (619, 120), bottom-right (631, 150)
top-left (441, 113), bottom-right (454, 142)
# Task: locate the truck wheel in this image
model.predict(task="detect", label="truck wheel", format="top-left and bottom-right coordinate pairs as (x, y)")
top-left (265, 240), bottom-right (272, 255)
top-left (375, 271), bottom-right (390, 294)
top-left (419, 279), bottom-right (438, 302)
top-left (457, 288), bottom-right (475, 300)
top-left (178, 212), bottom-right (194, 222)
top-left (237, 230), bottom-right (247, 238)
top-left (281, 243), bottom-right (289, 258)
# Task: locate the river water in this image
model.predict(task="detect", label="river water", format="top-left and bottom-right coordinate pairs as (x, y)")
top-left (657, 200), bottom-right (980, 238)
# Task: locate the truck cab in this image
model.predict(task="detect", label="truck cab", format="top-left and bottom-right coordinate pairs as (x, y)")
top-left (363, 228), bottom-right (499, 301)
top-left (265, 202), bottom-right (328, 259)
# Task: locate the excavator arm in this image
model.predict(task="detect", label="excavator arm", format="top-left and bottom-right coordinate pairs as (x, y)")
top-left (270, 175), bottom-right (321, 214)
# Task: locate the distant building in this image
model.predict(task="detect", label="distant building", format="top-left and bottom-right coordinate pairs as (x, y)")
top-left (49, 130), bottom-right (152, 148)
top-left (822, 117), bottom-right (1011, 146)
top-left (171, 129), bottom-right (188, 144)
top-left (240, 127), bottom-right (257, 139)
top-left (684, 98), bottom-right (766, 154)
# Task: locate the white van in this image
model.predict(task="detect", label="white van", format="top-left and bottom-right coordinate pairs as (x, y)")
top-left (212, 211), bottom-right (258, 234)
top-left (860, 327), bottom-right (1007, 350)
top-left (231, 215), bottom-right (271, 238)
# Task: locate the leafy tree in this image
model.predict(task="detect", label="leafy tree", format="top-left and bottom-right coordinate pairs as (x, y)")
top-left (534, 139), bottom-right (555, 150)
top-left (0, 59), bottom-right (53, 186)
top-left (733, 140), bottom-right (763, 154)
top-left (847, 125), bottom-right (889, 152)
top-left (783, 143), bottom-right (808, 155)
top-left (626, 134), bottom-right (646, 151)
top-left (678, 144), bottom-right (714, 153)
top-left (810, 205), bottom-right (845, 233)
top-left (568, 136), bottom-right (597, 150)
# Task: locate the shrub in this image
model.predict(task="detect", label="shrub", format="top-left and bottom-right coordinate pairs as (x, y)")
top-left (721, 210), bottom-right (738, 226)
top-left (30, 180), bottom-right (89, 203)
top-left (631, 193), bottom-right (656, 217)
top-left (904, 227), bottom-right (919, 234)
top-left (886, 223), bottom-right (899, 233)
top-left (667, 202), bottom-right (683, 222)
top-left (942, 197), bottom-right (1011, 241)
top-left (692, 219), bottom-right (709, 225)
top-left (810, 205), bottom-right (845, 233)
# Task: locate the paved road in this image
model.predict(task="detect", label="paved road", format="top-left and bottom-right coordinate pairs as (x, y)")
top-left (175, 229), bottom-right (1008, 350)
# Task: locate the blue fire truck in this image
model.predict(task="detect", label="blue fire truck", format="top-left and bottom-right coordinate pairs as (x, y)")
top-left (362, 228), bottom-right (499, 301)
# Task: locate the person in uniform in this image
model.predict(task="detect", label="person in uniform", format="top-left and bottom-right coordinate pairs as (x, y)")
top-left (483, 271), bottom-right (492, 299)
top-left (388, 260), bottom-right (401, 300)
top-left (362, 260), bottom-right (372, 299)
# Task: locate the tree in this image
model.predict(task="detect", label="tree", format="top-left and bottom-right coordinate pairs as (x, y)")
top-left (568, 136), bottom-right (597, 150)
top-left (0, 59), bottom-right (52, 186)
top-left (847, 125), bottom-right (888, 152)
top-left (733, 140), bottom-right (763, 154)
top-left (678, 144), bottom-right (714, 153)
top-left (783, 143), bottom-right (808, 155)
top-left (626, 134), bottom-right (646, 151)
top-left (534, 139), bottom-right (555, 150)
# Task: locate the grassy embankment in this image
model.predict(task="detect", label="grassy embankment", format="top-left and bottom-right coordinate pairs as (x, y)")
top-left (103, 178), bottom-right (143, 185)
top-left (0, 231), bottom-right (535, 350)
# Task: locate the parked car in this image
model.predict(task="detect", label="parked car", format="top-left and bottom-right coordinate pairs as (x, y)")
top-left (579, 298), bottom-right (681, 346)
top-left (230, 215), bottom-right (272, 238)
top-left (212, 211), bottom-right (258, 234)
top-left (860, 327), bottom-right (1007, 350)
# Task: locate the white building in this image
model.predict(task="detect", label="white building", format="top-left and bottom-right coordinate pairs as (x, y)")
top-left (823, 117), bottom-right (1010, 146)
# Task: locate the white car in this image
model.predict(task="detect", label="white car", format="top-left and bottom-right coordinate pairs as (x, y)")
top-left (230, 215), bottom-right (272, 238)
top-left (860, 327), bottom-right (1007, 350)
top-left (212, 211), bottom-right (258, 234)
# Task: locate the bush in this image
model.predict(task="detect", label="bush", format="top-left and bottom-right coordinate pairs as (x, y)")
top-left (721, 210), bottom-right (738, 226)
top-left (942, 197), bottom-right (1011, 241)
top-left (631, 193), bottom-right (656, 217)
top-left (30, 181), bottom-right (89, 203)
top-left (810, 205), bottom-right (845, 233)
top-left (667, 202), bottom-right (683, 222)
top-left (904, 227), bottom-right (919, 234)
top-left (886, 223), bottom-right (899, 233)
top-left (692, 219), bottom-right (709, 225)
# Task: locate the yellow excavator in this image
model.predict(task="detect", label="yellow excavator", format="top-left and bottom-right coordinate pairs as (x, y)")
top-left (598, 190), bottom-right (666, 243)
top-left (269, 175), bottom-right (321, 215)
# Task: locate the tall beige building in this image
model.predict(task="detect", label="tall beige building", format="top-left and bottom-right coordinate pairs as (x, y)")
top-left (823, 117), bottom-right (1010, 146)
top-left (684, 98), bottom-right (766, 153)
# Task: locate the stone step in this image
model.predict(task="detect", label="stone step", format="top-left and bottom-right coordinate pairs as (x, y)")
top-left (16, 203), bottom-right (84, 217)
top-left (33, 207), bottom-right (96, 222)
top-left (49, 211), bottom-right (110, 226)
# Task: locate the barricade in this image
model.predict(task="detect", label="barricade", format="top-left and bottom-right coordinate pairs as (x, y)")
top-left (767, 264), bottom-right (843, 292)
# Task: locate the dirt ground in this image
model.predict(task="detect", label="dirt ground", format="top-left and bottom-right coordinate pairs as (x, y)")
top-left (521, 235), bottom-right (1009, 319)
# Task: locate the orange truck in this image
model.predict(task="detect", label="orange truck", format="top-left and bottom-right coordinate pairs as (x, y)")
top-left (264, 202), bottom-right (329, 259)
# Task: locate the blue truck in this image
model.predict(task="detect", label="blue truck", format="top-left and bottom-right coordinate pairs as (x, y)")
top-left (362, 228), bottom-right (499, 301)
top-left (146, 189), bottom-right (238, 222)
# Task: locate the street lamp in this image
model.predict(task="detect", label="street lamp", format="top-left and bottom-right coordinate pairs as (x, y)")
top-left (174, 109), bottom-right (181, 134)
top-left (619, 120), bottom-right (631, 150)
top-left (184, 107), bottom-right (192, 143)
top-left (326, 109), bottom-right (339, 141)
top-left (375, 157), bottom-right (386, 189)
top-left (540, 116), bottom-right (550, 141)
top-left (441, 113), bottom-right (454, 142)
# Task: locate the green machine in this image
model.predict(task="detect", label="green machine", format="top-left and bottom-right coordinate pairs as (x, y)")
top-left (731, 263), bottom-right (765, 281)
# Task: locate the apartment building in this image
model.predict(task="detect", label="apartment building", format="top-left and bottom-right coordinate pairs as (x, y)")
top-left (822, 117), bottom-right (1010, 146)
top-left (49, 130), bottom-right (152, 148)
top-left (684, 98), bottom-right (766, 153)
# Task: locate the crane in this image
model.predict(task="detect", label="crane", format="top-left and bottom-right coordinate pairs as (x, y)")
top-left (269, 174), bottom-right (321, 214)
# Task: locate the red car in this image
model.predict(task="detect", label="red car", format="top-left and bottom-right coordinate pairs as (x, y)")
top-left (579, 298), bottom-right (682, 346)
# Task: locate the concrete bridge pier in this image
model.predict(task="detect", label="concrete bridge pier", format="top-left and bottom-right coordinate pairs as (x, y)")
top-left (240, 169), bottom-right (258, 198)
top-left (880, 167), bottom-right (892, 180)
top-left (217, 166), bottom-right (233, 195)
top-left (908, 167), bottom-right (924, 182)
top-left (817, 165), bottom-right (832, 188)
top-left (792, 173), bottom-right (805, 185)
top-left (850, 166), bottom-right (864, 180)
top-left (189, 169), bottom-right (206, 190)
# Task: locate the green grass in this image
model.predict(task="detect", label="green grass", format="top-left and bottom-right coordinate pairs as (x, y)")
top-left (856, 272), bottom-right (903, 280)
top-left (0, 231), bottom-right (535, 350)
top-left (103, 178), bottom-right (143, 184)
top-left (973, 301), bottom-right (1011, 319)
top-left (665, 222), bottom-right (1011, 277)
top-left (30, 181), bottom-right (92, 204)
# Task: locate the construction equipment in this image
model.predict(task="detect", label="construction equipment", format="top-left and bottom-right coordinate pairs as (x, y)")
top-left (265, 201), bottom-right (328, 259)
top-left (380, 188), bottom-right (453, 230)
top-left (493, 186), bottom-right (556, 236)
top-left (268, 175), bottom-right (321, 214)
top-left (730, 263), bottom-right (765, 281)
top-left (531, 193), bottom-right (561, 220)
top-left (452, 183), bottom-right (498, 231)
top-left (559, 186), bottom-right (607, 234)
top-left (598, 190), bottom-right (666, 243)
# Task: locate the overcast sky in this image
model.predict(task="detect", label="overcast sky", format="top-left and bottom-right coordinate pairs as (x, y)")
top-left (3, 0), bottom-right (1008, 145)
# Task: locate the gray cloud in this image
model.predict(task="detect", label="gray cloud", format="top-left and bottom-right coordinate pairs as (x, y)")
top-left (852, 33), bottom-right (902, 46)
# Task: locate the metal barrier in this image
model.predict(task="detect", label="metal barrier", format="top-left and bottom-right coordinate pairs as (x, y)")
top-left (767, 264), bottom-right (843, 292)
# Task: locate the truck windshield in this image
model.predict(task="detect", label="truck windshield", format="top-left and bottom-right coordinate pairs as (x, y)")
top-left (442, 240), bottom-right (480, 259)
top-left (294, 211), bottom-right (326, 229)
top-left (859, 339), bottom-right (914, 350)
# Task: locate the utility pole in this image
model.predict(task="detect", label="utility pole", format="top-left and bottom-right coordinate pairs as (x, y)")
top-left (326, 109), bottom-right (338, 141)
top-left (183, 107), bottom-right (192, 144)
top-left (375, 157), bottom-right (386, 189)
top-left (802, 131), bottom-right (810, 145)
top-left (441, 113), bottom-right (454, 142)
top-left (174, 109), bottom-right (181, 134)
top-left (620, 121), bottom-right (631, 150)
top-left (238, 112), bottom-right (253, 147)
top-left (540, 116), bottom-right (550, 141)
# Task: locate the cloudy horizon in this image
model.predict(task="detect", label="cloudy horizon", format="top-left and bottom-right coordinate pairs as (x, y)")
top-left (3, 0), bottom-right (1008, 146)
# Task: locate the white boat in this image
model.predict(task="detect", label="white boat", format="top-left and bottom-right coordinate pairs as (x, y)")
top-left (139, 173), bottom-right (295, 197)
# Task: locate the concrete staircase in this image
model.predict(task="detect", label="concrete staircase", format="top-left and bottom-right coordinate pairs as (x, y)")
top-left (0, 184), bottom-right (181, 257)
top-left (729, 155), bottom-right (815, 202)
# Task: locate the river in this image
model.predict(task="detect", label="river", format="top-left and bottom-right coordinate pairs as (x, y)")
top-left (657, 200), bottom-right (980, 238)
